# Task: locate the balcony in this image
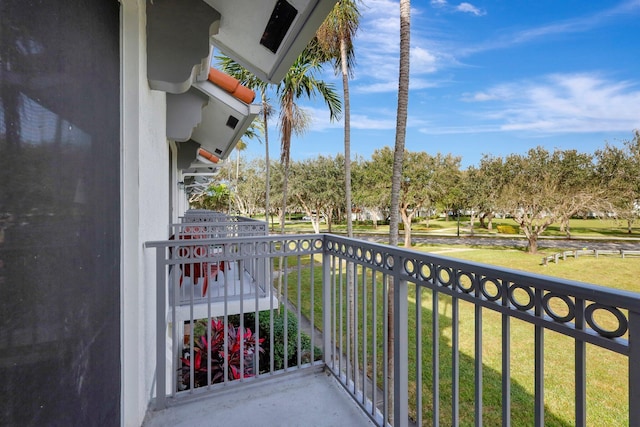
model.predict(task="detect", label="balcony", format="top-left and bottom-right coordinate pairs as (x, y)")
top-left (169, 212), bottom-right (272, 319)
top-left (144, 229), bottom-right (640, 426)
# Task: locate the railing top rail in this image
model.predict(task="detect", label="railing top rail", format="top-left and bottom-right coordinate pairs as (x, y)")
top-left (323, 234), bottom-right (640, 312)
top-left (146, 232), bottom-right (640, 311)
top-left (145, 233), bottom-right (322, 248)
top-left (170, 220), bottom-right (267, 229)
top-left (179, 210), bottom-right (266, 224)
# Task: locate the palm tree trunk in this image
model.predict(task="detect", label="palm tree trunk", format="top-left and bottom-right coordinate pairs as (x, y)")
top-left (388, 0), bottom-right (411, 421)
top-left (342, 39), bottom-right (353, 239)
top-left (262, 92), bottom-right (271, 229)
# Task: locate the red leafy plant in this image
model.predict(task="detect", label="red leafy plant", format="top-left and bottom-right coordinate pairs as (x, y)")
top-left (180, 318), bottom-right (264, 389)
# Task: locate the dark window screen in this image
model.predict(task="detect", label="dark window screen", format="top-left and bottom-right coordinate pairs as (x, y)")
top-left (0, 1), bottom-right (120, 425)
top-left (260, 0), bottom-right (298, 53)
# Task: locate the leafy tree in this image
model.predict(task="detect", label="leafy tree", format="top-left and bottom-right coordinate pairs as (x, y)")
top-left (398, 151), bottom-right (433, 246)
top-left (233, 159), bottom-right (267, 217)
top-left (429, 153), bottom-right (463, 227)
top-left (191, 183), bottom-right (230, 211)
top-left (290, 155), bottom-right (344, 233)
top-left (275, 46), bottom-right (342, 233)
top-left (354, 150), bottom-right (393, 227)
top-left (553, 149), bottom-right (599, 237)
top-left (499, 147), bottom-right (601, 253)
top-left (472, 155), bottom-right (508, 230)
top-left (595, 130), bottom-right (640, 232)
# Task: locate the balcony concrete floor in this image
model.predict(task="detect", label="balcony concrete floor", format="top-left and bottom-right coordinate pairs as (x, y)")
top-left (143, 369), bottom-right (376, 427)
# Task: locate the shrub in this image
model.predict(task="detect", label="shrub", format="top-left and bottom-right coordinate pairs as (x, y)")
top-left (496, 224), bottom-right (520, 234)
top-left (180, 318), bottom-right (264, 389)
top-left (244, 309), bottom-right (322, 372)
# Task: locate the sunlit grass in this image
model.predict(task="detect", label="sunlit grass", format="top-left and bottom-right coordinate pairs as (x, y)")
top-left (283, 244), bottom-right (638, 425)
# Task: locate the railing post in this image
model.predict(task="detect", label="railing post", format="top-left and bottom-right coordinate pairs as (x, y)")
top-left (322, 238), bottom-right (332, 367)
top-left (155, 246), bottom-right (167, 409)
top-left (630, 311), bottom-right (640, 426)
top-left (394, 265), bottom-right (409, 427)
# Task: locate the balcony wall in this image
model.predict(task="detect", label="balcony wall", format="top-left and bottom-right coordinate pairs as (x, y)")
top-left (145, 232), bottom-right (640, 426)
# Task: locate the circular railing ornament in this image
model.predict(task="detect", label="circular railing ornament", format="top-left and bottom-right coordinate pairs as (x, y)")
top-left (385, 254), bottom-right (394, 269)
top-left (541, 293), bottom-right (575, 323)
top-left (584, 303), bottom-right (628, 338)
top-left (508, 284), bottom-right (535, 311)
top-left (437, 266), bottom-right (453, 287)
top-left (364, 249), bottom-right (373, 263)
top-left (404, 259), bottom-right (416, 276)
top-left (480, 277), bottom-right (502, 301)
top-left (374, 252), bottom-right (384, 267)
top-left (457, 272), bottom-right (475, 293)
top-left (419, 263), bottom-right (434, 281)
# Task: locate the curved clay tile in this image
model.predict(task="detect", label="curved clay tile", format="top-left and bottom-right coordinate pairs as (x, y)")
top-left (208, 67), bottom-right (256, 104)
top-left (197, 148), bottom-right (220, 163)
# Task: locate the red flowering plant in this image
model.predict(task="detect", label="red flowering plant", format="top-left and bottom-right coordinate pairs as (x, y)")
top-left (179, 318), bottom-right (264, 389)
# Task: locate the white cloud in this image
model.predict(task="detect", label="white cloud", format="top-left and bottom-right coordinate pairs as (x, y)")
top-left (456, 2), bottom-right (486, 16)
top-left (462, 1), bottom-right (640, 55)
top-left (459, 74), bottom-right (640, 134)
top-left (351, 0), bottom-right (445, 94)
top-left (411, 46), bottom-right (438, 73)
top-left (431, 0), bottom-right (448, 7)
top-left (351, 114), bottom-right (396, 130)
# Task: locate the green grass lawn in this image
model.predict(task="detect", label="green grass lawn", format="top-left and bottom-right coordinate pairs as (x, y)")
top-left (283, 243), bottom-right (639, 426)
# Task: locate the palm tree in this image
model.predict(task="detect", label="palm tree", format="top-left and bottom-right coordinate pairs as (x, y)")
top-left (275, 45), bottom-right (342, 234)
top-left (217, 56), bottom-right (274, 225)
top-left (316, 0), bottom-right (361, 239)
top-left (388, 0), bottom-right (411, 421)
top-left (316, 1), bottom-right (361, 389)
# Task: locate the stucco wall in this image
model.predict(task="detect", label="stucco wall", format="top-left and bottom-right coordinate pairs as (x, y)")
top-left (121, 1), bottom-right (170, 425)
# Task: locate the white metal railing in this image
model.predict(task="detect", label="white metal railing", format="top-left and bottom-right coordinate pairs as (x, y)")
top-left (145, 233), bottom-right (640, 426)
top-left (168, 216), bottom-right (269, 305)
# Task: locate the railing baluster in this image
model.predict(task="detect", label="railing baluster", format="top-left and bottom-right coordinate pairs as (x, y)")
top-left (534, 289), bottom-right (544, 427)
top-left (283, 253), bottom-right (288, 371)
top-left (269, 256), bottom-right (275, 374)
top-left (171, 257), bottom-right (180, 398)
top-left (354, 261), bottom-right (359, 397)
top-left (345, 257), bottom-right (351, 389)
top-left (371, 268), bottom-right (378, 419)
top-left (502, 279), bottom-right (511, 427)
top-left (630, 311), bottom-right (640, 427)
top-left (310, 253), bottom-right (315, 363)
top-left (394, 269), bottom-right (409, 426)
top-left (155, 247), bottom-right (167, 409)
top-left (330, 254), bottom-right (337, 372)
top-left (575, 298), bottom-right (585, 427)
top-left (254, 251), bottom-right (260, 379)
top-left (475, 299), bottom-right (483, 427)
top-left (383, 272), bottom-right (389, 426)
top-left (339, 257), bottom-right (344, 378)
top-left (433, 288), bottom-right (440, 426)
top-left (323, 251), bottom-right (332, 370)
top-left (362, 265), bottom-right (367, 405)
top-left (188, 258), bottom-right (195, 392)
top-left (297, 255), bottom-right (302, 367)
top-left (207, 262), bottom-right (212, 388)
top-left (416, 284), bottom-right (423, 427)
top-left (452, 293), bottom-right (460, 426)
top-left (239, 257), bottom-right (245, 381)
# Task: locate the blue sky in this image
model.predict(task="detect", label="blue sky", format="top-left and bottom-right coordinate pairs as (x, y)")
top-left (243, 0), bottom-right (640, 168)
